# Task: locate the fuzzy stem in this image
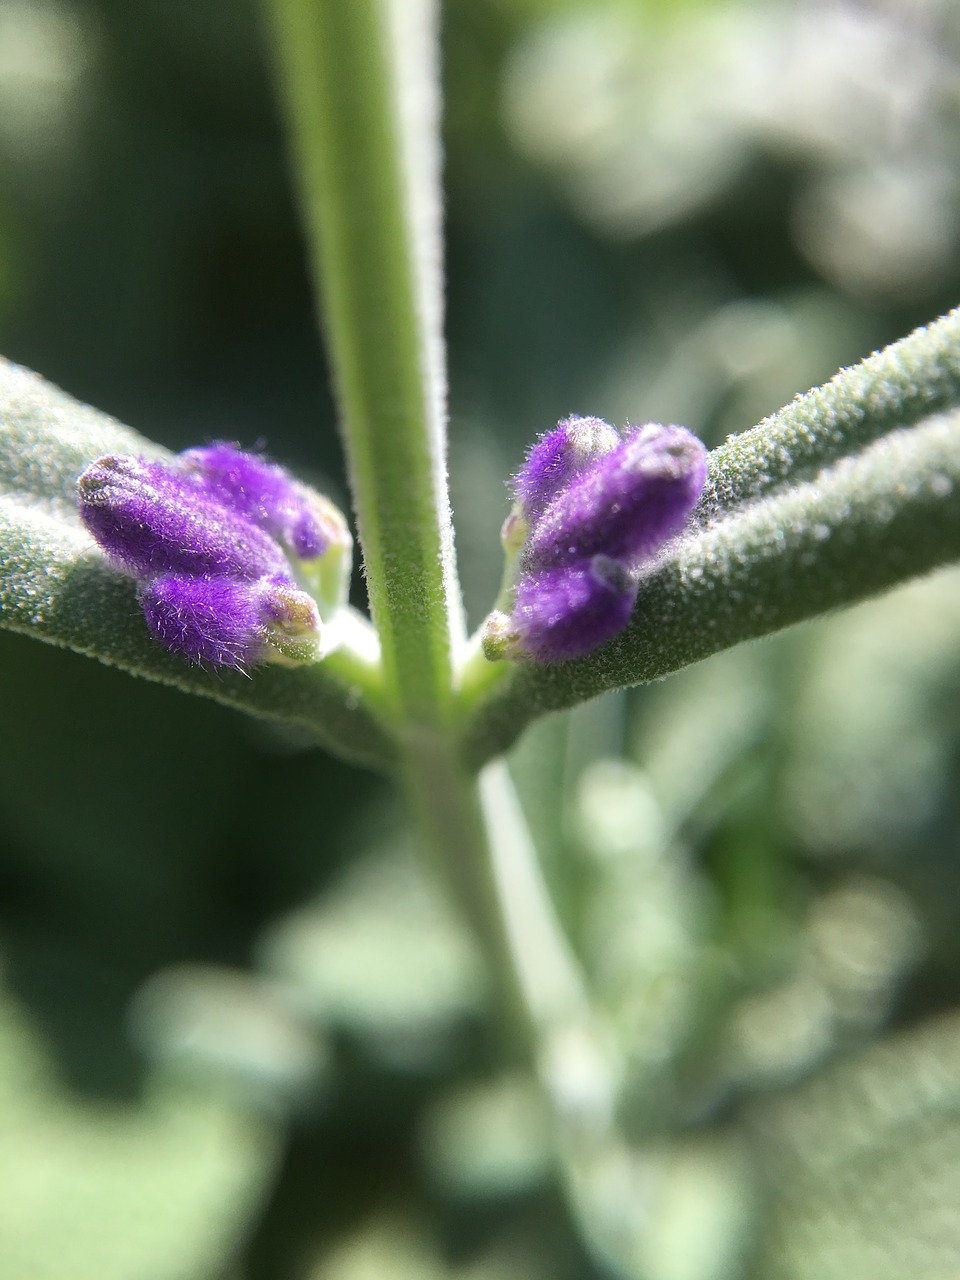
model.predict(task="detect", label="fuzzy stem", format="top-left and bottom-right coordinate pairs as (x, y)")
top-left (267, 0), bottom-right (462, 728)
top-left (402, 740), bottom-right (619, 1134)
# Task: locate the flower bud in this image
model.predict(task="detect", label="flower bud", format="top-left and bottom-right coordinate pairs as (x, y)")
top-left (485, 419), bottom-right (708, 663)
top-left (140, 574), bottom-right (273, 670)
top-left (499, 509), bottom-right (529, 556)
top-left (78, 455), bottom-right (287, 581)
top-left (509, 557), bottom-right (638, 662)
top-left (523, 424), bottom-right (708, 573)
top-left (77, 445), bottom-right (349, 671)
top-left (513, 416), bottom-right (620, 522)
top-left (180, 442), bottom-right (351, 565)
top-left (139, 573), bottom-right (325, 671)
top-left (257, 576), bottom-right (326, 666)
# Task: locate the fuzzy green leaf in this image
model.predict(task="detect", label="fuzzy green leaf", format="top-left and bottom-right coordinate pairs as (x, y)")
top-left (461, 309), bottom-right (960, 767)
top-left (0, 358), bottom-right (395, 772)
top-left (0, 987), bottom-right (279, 1280)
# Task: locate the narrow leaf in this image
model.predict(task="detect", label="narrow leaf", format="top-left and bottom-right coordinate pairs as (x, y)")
top-left (0, 358), bottom-right (395, 772)
top-left (462, 311), bottom-right (960, 767)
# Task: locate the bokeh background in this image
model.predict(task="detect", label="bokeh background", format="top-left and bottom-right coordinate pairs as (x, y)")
top-left (2, 0), bottom-right (960, 1277)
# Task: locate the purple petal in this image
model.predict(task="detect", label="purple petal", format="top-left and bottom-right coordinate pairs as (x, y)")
top-left (523, 424), bottom-right (707, 572)
top-left (78, 455), bottom-right (288, 581)
top-left (180, 441), bottom-right (300, 533)
top-left (139, 574), bottom-right (271, 669)
top-left (289, 508), bottom-right (327, 560)
top-left (181, 442), bottom-right (345, 562)
top-left (513, 416), bottom-right (620, 521)
top-left (139, 573), bottom-right (324, 670)
top-left (511, 556), bottom-right (638, 662)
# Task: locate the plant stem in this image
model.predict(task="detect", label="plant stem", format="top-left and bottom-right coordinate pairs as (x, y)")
top-left (268, 0), bottom-right (462, 728)
top-left (402, 738), bottom-right (619, 1133)
top-left (268, 2), bottom-right (624, 1210)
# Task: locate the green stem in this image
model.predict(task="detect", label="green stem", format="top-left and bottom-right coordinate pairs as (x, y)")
top-left (400, 740), bottom-right (527, 1037)
top-left (475, 762), bottom-right (591, 1037)
top-left (268, 0), bottom-right (616, 1137)
top-left (403, 739), bottom-right (619, 1135)
top-left (268, 0), bottom-right (461, 727)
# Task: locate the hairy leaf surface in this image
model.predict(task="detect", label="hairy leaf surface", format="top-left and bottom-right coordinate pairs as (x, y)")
top-left (0, 359), bottom-right (393, 770)
top-left (463, 310), bottom-right (960, 765)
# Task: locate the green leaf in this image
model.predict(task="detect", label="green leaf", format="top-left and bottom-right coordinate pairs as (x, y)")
top-left (0, 986), bottom-right (278, 1280)
top-left (752, 1011), bottom-right (960, 1279)
top-left (258, 845), bottom-right (484, 1065)
top-left (0, 358), bottom-right (395, 772)
top-left (461, 309), bottom-right (960, 767)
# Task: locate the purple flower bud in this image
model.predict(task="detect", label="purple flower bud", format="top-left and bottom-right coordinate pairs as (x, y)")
top-left (140, 574), bottom-right (272, 670)
top-left (77, 446), bottom-right (347, 671)
top-left (180, 442), bottom-right (350, 563)
top-left (523, 424), bottom-right (707, 572)
top-left (493, 557), bottom-right (638, 662)
top-left (513, 416), bottom-right (620, 521)
top-left (77, 455), bottom-right (288, 581)
top-left (487, 420), bottom-right (708, 663)
top-left (140, 573), bottom-right (323, 670)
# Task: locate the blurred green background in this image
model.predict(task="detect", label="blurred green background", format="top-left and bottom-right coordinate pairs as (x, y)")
top-left (2, 0), bottom-right (960, 1276)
